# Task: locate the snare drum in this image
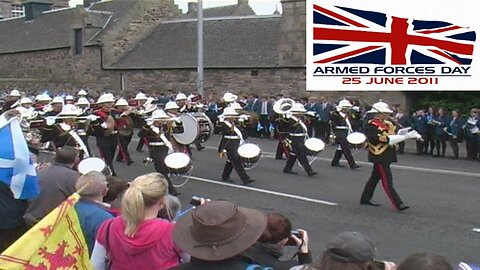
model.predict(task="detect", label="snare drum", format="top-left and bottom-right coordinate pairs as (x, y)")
top-left (164, 152), bottom-right (192, 175)
top-left (173, 113), bottom-right (213, 145)
top-left (237, 143), bottom-right (261, 169)
top-left (78, 157), bottom-right (112, 175)
top-left (304, 138), bottom-right (325, 156)
top-left (346, 132), bottom-right (367, 149)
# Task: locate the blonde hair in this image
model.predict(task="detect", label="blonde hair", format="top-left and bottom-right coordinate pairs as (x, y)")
top-left (121, 173), bottom-right (168, 237)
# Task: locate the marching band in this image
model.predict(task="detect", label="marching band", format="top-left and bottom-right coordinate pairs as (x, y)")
top-left (2, 88), bottom-right (471, 210)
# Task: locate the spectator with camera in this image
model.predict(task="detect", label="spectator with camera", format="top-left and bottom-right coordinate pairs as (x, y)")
top-left (291, 231), bottom-right (395, 270)
top-left (90, 173), bottom-right (183, 270)
top-left (242, 213), bottom-right (312, 270)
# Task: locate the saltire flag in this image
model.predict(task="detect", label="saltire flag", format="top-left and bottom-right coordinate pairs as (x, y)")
top-left (0, 193), bottom-right (92, 270)
top-left (0, 114), bottom-right (39, 199)
top-left (312, 4), bottom-right (476, 65)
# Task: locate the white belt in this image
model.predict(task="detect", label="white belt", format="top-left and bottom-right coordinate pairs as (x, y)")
top-left (224, 135), bottom-right (240, 139)
top-left (289, 133), bottom-right (306, 137)
top-left (336, 126), bottom-right (349, 129)
top-left (149, 142), bottom-right (166, 146)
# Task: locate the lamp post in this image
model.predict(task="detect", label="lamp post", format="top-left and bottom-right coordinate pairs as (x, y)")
top-left (197, 0), bottom-right (204, 97)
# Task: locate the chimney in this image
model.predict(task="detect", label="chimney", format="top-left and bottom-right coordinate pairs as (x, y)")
top-left (187, 2), bottom-right (197, 14)
top-left (83, 0), bottom-right (101, 8)
top-left (23, 0), bottom-right (53, 21)
top-left (238, 0), bottom-right (249, 6)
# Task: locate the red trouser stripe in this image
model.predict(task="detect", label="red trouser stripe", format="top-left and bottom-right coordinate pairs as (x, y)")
top-left (377, 164), bottom-right (399, 210)
top-left (117, 137), bottom-right (126, 160)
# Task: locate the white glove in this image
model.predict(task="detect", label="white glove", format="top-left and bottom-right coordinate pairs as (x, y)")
top-left (238, 118), bottom-right (245, 123)
top-left (45, 116), bottom-right (56, 126)
top-left (388, 135), bottom-right (407, 146)
top-left (173, 117), bottom-right (182, 124)
top-left (86, 114), bottom-right (99, 122)
top-left (218, 115), bottom-right (225, 122)
top-left (285, 112), bottom-right (292, 119)
top-left (151, 126), bottom-right (160, 134)
top-left (397, 127), bottom-right (411, 135)
top-left (239, 114), bottom-right (249, 121)
top-left (101, 122), bottom-right (108, 129)
top-left (306, 111), bottom-right (316, 117)
top-left (405, 130), bottom-right (422, 140)
top-left (59, 123), bottom-right (71, 131)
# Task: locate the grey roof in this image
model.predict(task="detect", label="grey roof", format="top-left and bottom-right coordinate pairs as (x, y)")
top-left (184, 4), bottom-right (255, 18)
top-left (0, 7), bottom-right (111, 54)
top-left (89, 0), bottom-right (136, 20)
top-left (112, 15), bottom-right (281, 69)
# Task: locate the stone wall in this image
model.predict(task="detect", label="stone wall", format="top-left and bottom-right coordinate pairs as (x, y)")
top-left (279, 0), bottom-right (305, 67)
top-left (0, 45), bottom-right (406, 106)
top-left (0, 47), bottom-right (116, 91)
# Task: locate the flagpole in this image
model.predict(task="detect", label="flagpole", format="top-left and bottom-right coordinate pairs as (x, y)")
top-left (197, 0), bottom-right (204, 97)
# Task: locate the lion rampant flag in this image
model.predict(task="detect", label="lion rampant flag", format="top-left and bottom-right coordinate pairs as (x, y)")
top-left (0, 193), bottom-right (92, 270)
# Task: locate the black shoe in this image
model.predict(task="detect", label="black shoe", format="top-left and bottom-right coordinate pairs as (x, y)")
top-left (221, 178), bottom-right (234, 183)
top-left (449, 156), bottom-right (459, 160)
top-left (275, 157), bottom-right (286, 160)
top-left (243, 179), bottom-right (255, 185)
top-left (116, 159), bottom-right (124, 162)
top-left (398, 204), bottom-right (410, 211)
top-left (350, 165), bottom-right (361, 170)
top-left (136, 149), bottom-right (144, 153)
top-left (197, 146), bottom-right (205, 151)
top-left (170, 190), bottom-right (180, 196)
top-left (127, 160), bottom-right (134, 166)
top-left (433, 154), bottom-right (440, 157)
top-left (331, 164), bottom-right (345, 168)
top-left (307, 171), bottom-right (318, 177)
top-left (360, 200), bottom-right (381, 207)
top-left (283, 169), bottom-right (298, 175)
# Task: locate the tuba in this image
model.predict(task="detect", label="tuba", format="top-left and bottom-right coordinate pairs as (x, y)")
top-left (273, 98), bottom-right (295, 115)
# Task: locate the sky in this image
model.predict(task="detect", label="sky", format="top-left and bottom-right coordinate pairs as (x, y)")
top-left (69, 0), bottom-right (282, 15)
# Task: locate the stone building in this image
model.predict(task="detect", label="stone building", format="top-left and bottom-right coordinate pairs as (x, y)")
top-left (0, 0), bottom-right (406, 106)
top-left (0, 0), bottom-right (68, 19)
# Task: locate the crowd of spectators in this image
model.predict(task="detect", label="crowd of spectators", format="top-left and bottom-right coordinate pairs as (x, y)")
top-left (1, 146), bottom-right (478, 270)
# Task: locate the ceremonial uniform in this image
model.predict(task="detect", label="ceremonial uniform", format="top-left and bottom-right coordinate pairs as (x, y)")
top-left (272, 113), bottom-right (289, 160)
top-left (217, 119), bottom-right (253, 184)
top-left (278, 116), bottom-right (316, 176)
top-left (360, 118), bottom-right (406, 210)
top-left (94, 109), bottom-right (118, 176)
top-left (330, 110), bottom-right (358, 169)
top-left (138, 121), bottom-right (183, 195)
top-left (112, 110), bottom-right (134, 165)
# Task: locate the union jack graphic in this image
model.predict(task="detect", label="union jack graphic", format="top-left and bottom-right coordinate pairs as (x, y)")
top-left (313, 4), bottom-right (476, 65)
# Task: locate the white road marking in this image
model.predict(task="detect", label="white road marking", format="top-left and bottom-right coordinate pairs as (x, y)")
top-left (200, 146), bottom-right (480, 178)
top-left (472, 228), bottom-right (480, 233)
top-left (130, 138), bottom-right (480, 177)
top-left (189, 176), bottom-right (338, 206)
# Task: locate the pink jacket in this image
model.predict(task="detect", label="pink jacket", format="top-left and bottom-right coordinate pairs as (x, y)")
top-left (96, 216), bottom-right (182, 270)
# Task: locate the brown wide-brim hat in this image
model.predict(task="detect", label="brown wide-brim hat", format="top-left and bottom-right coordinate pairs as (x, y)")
top-left (173, 201), bottom-right (267, 261)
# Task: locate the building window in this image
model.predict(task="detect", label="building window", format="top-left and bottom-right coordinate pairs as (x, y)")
top-left (74, 29), bottom-right (83, 55)
top-left (251, 69), bottom-right (258, 76)
top-left (11, 4), bottom-right (24, 17)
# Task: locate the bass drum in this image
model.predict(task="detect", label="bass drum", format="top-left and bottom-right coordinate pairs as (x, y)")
top-left (78, 157), bottom-right (112, 175)
top-left (237, 143), bottom-right (261, 171)
top-left (173, 113), bottom-right (213, 145)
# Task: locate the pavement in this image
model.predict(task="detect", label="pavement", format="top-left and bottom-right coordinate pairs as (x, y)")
top-left (40, 134), bottom-right (480, 264)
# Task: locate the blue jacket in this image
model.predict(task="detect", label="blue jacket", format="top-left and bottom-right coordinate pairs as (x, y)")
top-left (315, 102), bottom-right (334, 122)
top-left (434, 115), bottom-right (451, 136)
top-left (75, 199), bottom-right (113, 255)
top-left (413, 115), bottom-right (428, 134)
top-left (448, 117), bottom-right (465, 137)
